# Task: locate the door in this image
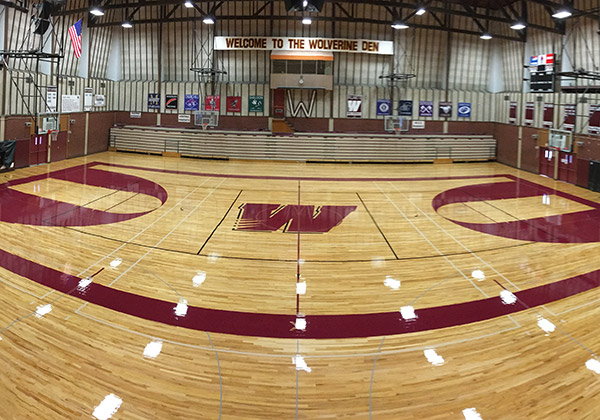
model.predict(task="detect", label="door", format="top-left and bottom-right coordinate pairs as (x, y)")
top-left (273, 88), bottom-right (285, 118)
top-left (29, 134), bottom-right (48, 166)
top-left (558, 152), bottom-right (576, 184)
top-left (539, 148), bottom-right (555, 178)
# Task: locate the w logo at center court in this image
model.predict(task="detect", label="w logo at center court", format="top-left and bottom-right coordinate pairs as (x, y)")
top-left (234, 203), bottom-right (356, 233)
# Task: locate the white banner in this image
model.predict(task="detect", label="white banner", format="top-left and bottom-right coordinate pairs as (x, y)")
top-left (94, 94), bottom-right (106, 107)
top-left (347, 95), bottom-right (362, 118)
top-left (61, 95), bottom-right (80, 113)
top-left (214, 36), bottom-right (393, 55)
top-left (84, 87), bottom-right (93, 112)
top-left (46, 86), bottom-right (57, 113)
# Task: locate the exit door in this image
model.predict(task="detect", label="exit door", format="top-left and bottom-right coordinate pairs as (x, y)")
top-left (273, 89), bottom-right (285, 117)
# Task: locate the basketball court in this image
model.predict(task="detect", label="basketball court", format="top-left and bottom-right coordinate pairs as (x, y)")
top-left (0, 0), bottom-right (600, 419)
top-left (0, 151), bottom-right (598, 419)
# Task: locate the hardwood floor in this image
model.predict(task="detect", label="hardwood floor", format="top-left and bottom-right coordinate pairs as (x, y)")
top-left (0, 152), bottom-right (598, 419)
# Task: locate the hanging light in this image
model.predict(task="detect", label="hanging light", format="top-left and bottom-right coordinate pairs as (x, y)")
top-left (90, 6), bottom-right (104, 16)
top-left (391, 21), bottom-right (409, 30)
top-left (510, 21), bottom-right (526, 30)
top-left (415, 7), bottom-right (426, 16)
top-left (122, 21), bottom-right (133, 28)
top-left (184, 1), bottom-right (194, 8)
top-left (552, 8), bottom-right (572, 19)
top-left (480, 33), bottom-right (493, 40)
top-left (203, 15), bottom-right (215, 24)
top-left (302, 17), bottom-right (312, 25)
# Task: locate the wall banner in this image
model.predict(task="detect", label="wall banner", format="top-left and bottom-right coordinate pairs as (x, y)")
top-left (398, 100), bottom-right (413, 116)
top-left (148, 93), bottom-right (161, 109)
top-left (62, 95), bottom-right (80, 113)
top-left (509, 101), bottom-right (518, 124)
top-left (457, 102), bottom-right (471, 118)
top-left (376, 99), bottom-right (391, 116)
top-left (525, 102), bottom-right (535, 126)
top-left (227, 96), bottom-right (242, 113)
top-left (166, 94), bottom-right (178, 109)
top-left (185, 94), bottom-right (200, 111)
top-left (214, 36), bottom-right (393, 55)
top-left (419, 101), bottom-right (433, 117)
top-left (439, 102), bottom-right (452, 118)
top-left (543, 103), bottom-right (554, 128)
top-left (248, 96), bottom-right (264, 112)
top-left (84, 87), bottom-right (93, 112)
top-left (589, 104), bottom-right (600, 135)
top-left (347, 95), bottom-right (362, 117)
top-left (204, 95), bottom-right (220, 111)
top-left (564, 104), bottom-right (576, 132)
top-left (46, 86), bottom-right (57, 113)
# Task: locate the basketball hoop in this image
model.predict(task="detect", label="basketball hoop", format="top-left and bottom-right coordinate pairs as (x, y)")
top-left (394, 127), bottom-right (401, 136)
top-left (201, 122), bottom-right (209, 131)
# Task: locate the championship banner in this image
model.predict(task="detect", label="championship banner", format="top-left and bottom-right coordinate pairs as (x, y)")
top-left (185, 94), bottom-right (200, 111)
top-left (214, 36), bottom-right (393, 55)
top-left (148, 93), bottom-right (161, 110)
top-left (227, 96), bottom-right (242, 113)
top-left (376, 99), bottom-right (391, 116)
top-left (439, 102), bottom-right (452, 118)
top-left (347, 95), bottom-right (362, 117)
top-left (564, 104), bottom-right (576, 132)
top-left (248, 95), bottom-right (264, 112)
top-left (165, 94), bottom-right (178, 110)
top-left (509, 101), bottom-right (517, 124)
top-left (46, 86), bottom-right (57, 113)
top-left (525, 102), bottom-right (534, 126)
top-left (419, 101), bottom-right (433, 117)
top-left (457, 103), bottom-right (471, 118)
top-left (589, 104), bottom-right (600, 135)
top-left (398, 100), bottom-right (413, 116)
top-left (84, 87), bottom-right (93, 112)
top-left (204, 95), bottom-right (220, 111)
top-left (543, 103), bottom-right (554, 128)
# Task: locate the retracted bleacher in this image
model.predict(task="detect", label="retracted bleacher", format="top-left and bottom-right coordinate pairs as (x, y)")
top-left (109, 126), bottom-right (496, 162)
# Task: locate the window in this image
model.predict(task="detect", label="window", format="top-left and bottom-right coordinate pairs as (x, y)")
top-left (286, 60), bottom-right (301, 74)
top-left (302, 60), bottom-right (317, 74)
top-left (272, 60), bottom-right (286, 74)
top-left (317, 61), bottom-right (332, 75)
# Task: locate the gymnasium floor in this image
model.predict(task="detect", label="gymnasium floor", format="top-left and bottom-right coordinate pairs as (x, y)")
top-left (0, 152), bottom-right (599, 419)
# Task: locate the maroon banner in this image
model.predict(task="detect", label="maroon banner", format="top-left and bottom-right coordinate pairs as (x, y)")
top-left (564, 104), bottom-right (576, 132)
top-left (524, 102), bottom-right (534, 126)
top-left (543, 103), bottom-right (554, 128)
top-left (205, 95), bottom-right (221, 111)
top-left (509, 101), bottom-right (517, 124)
top-left (589, 104), bottom-right (600, 135)
top-left (226, 96), bottom-right (242, 113)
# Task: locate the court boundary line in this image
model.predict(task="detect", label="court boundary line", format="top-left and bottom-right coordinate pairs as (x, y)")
top-left (197, 189), bottom-right (243, 254)
top-left (356, 192), bottom-right (399, 259)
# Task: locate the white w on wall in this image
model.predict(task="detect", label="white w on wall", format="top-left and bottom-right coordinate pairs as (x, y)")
top-left (287, 90), bottom-right (317, 118)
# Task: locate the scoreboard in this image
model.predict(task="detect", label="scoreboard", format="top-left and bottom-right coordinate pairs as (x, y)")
top-left (530, 53), bottom-right (555, 92)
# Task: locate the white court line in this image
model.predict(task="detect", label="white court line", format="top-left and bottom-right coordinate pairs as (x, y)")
top-left (74, 304), bottom-right (522, 360)
top-left (75, 178), bottom-right (226, 312)
top-left (0, 178), bottom-right (212, 334)
top-left (40, 177), bottom-right (212, 300)
top-left (390, 183), bottom-right (521, 291)
top-left (374, 182), bottom-right (489, 298)
top-left (384, 182), bottom-right (599, 358)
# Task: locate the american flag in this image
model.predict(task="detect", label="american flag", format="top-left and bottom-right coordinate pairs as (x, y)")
top-left (69, 19), bottom-right (82, 58)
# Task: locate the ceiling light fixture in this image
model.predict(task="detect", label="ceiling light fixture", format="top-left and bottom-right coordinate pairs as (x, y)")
top-left (552, 8), bottom-right (572, 19)
top-left (184, 1), bottom-right (194, 8)
top-left (122, 21), bottom-right (133, 28)
top-left (391, 21), bottom-right (409, 30)
top-left (203, 15), bottom-right (215, 24)
top-left (90, 6), bottom-right (104, 16)
top-left (302, 17), bottom-right (312, 25)
top-left (510, 21), bottom-right (526, 30)
top-left (480, 33), bottom-right (493, 40)
top-left (415, 7), bottom-right (426, 16)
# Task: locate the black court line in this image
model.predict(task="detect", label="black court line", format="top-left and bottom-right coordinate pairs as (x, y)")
top-left (196, 189), bottom-right (244, 255)
top-left (356, 192), bottom-right (399, 260)
top-left (463, 202), bottom-right (499, 223)
top-left (103, 192), bottom-right (140, 212)
top-left (65, 225), bottom-right (533, 264)
top-left (42, 188), bottom-right (124, 226)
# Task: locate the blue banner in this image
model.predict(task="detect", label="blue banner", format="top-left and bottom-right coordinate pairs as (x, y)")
top-left (398, 100), bottom-right (413, 116)
top-left (376, 99), bottom-right (391, 116)
top-left (148, 93), bottom-right (160, 110)
top-left (458, 102), bottom-right (472, 118)
top-left (184, 94), bottom-right (199, 111)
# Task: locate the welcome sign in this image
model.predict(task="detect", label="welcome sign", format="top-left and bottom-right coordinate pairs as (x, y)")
top-left (214, 36), bottom-right (393, 55)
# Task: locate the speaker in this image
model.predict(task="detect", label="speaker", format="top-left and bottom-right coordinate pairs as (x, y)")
top-left (589, 161), bottom-right (600, 192)
top-left (284, 0), bottom-right (325, 12)
top-left (33, 18), bottom-right (50, 35)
